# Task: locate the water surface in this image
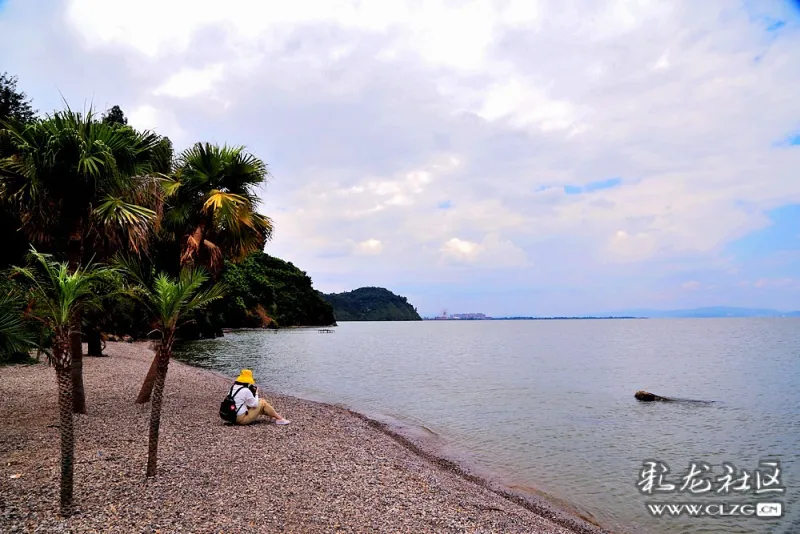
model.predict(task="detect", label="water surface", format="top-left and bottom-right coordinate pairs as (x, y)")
top-left (175, 319), bottom-right (800, 534)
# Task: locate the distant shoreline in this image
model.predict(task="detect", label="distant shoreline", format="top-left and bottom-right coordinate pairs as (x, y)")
top-left (422, 316), bottom-right (642, 321)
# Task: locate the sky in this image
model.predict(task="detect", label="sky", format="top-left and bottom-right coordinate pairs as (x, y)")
top-left (1, 0), bottom-right (799, 317)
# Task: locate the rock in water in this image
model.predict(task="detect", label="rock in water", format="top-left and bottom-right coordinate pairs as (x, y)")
top-left (634, 390), bottom-right (673, 402)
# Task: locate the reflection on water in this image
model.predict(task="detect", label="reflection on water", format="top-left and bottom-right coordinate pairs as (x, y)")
top-left (174, 319), bottom-right (800, 534)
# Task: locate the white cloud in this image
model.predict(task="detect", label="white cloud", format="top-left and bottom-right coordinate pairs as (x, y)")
top-left (153, 64), bottom-right (225, 99)
top-left (753, 278), bottom-right (798, 289)
top-left (126, 104), bottom-right (186, 142)
top-left (606, 230), bottom-right (658, 262)
top-left (441, 237), bottom-right (480, 262)
top-left (354, 238), bottom-right (384, 256)
top-left (440, 234), bottom-right (529, 267)
top-left (3, 0), bottom-right (799, 314)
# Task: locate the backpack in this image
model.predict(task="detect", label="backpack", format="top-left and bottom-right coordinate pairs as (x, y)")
top-left (219, 385), bottom-right (247, 424)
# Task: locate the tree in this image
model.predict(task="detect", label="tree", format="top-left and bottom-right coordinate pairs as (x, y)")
top-left (0, 106), bottom-right (168, 412)
top-left (12, 249), bottom-right (108, 516)
top-left (0, 72), bottom-right (36, 124)
top-left (218, 252), bottom-right (335, 328)
top-left (135, 142), bottom-right (273, 404)
top-left (0, 280), bottom-right (37, 362)
top-left (102, 105), bottom-right (127, 126)
top-left (163, 142), bottom-right (274, 271)
top-left (116, 256), bottom-right (225, 477)
top-left (0, 74), bottom-right (35, 270)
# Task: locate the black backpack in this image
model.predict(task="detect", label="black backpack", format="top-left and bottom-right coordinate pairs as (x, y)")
top-left (219, 385), bottom-right (247, 424)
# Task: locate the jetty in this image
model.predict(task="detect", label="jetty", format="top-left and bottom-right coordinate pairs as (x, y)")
top-left (318, 328), bottom-right (335, 333)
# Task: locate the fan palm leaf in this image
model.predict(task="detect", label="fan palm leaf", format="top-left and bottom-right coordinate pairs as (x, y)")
top-left (162, 142), bottom-right (273, 270)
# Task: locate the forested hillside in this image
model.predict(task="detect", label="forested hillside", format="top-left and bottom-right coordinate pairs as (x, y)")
top-left (321, 287), bottom-right (422, 321)
top-left (216, 252), bottom-right (336, 329)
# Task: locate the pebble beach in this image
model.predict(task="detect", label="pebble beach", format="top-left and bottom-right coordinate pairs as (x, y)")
top-left (0, 342), bottom-right (609, 533)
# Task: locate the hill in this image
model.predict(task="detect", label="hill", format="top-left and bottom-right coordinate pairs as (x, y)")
top-left (321, 287), bottom-right (422, 321)
top-left (595, 306), bottom-right (800, 318)
top-left (216, 252), bottom-right (337, 328)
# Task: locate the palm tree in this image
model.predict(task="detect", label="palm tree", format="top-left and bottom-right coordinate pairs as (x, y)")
top-left (116, 256), bottom-right (225, 477)
top-left (162, 142), bottom-right (274, 271)
top-left (12, 249), bottom-right (109, 516)
top-left (0, 282), bottom-right (36, 361)
top-left (0, 106), bottom-right (168, 412)
top-left (134, 142), bottom-right (272, 404)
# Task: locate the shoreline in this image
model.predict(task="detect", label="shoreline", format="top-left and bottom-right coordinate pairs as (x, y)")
top-left (344, 411), bottom-right (609, 533)
top-left (0, 342), bottom-right (611, 533)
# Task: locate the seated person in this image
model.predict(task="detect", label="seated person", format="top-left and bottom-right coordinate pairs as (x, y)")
top-left (230, 369), bottom-right (291, 425)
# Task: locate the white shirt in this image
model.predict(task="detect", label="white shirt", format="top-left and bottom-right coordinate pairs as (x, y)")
top-left (231, 385), bottom-right (260, 416)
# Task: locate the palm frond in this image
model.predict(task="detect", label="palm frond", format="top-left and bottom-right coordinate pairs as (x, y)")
top-left (0, 287), bottom-right (36, 358)
top-left (0, 105), bottom-right (168, 256)
top-left (119, 263), bottom-right (225, 333)
top-left (13, 248), bottom-right (109, 329)
top-left (93, 195), bottom-right (156, 253)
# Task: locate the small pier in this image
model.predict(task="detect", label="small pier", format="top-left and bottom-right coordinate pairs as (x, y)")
top-left (318, 328), bottom-right (335, 333)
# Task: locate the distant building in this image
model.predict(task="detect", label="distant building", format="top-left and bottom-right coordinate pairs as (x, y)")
top-left (423, 311), bottom-right (492, 320)
top-left (449, 313), bottom-right (488, 320)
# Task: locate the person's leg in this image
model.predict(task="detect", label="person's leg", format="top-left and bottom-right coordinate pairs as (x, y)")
top-left (257, 398), bottom-right (281, 419)
top-left (258, 399), bottom-right (290, 424)
top-left (236, 407), bottom-right (261, 425)
top-left (235, 399), bottom-right (290, 425)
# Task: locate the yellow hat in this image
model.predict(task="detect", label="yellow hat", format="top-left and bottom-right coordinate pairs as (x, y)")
top-left (236, 369), bottom-right (255, 384)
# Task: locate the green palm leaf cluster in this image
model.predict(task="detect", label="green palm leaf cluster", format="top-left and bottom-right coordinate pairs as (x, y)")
top-left (116, 254), bottom-right (226, 335)
top-left (162, 142), bottom-right (274, 271)
top-left (12, 251), bottom-right (109, 364)
top-left (0, 107), bottom-right (169, 255)
top-left (0, 284), bottom-right (35, 360)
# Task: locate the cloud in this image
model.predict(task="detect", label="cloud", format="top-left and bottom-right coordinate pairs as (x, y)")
top-left (440, 234), bottom-right (528, 268)
top-left (153, 64), bottom-right (225, 99)
top-left (441, 237), bottom-right (480, 262)
top-left (753, 277), bottom-right (797, 289)
top-left (127, 104), bottom-right (186, 143)
top-left (1, 0), bottom-right (800, 316)
top-left (354, 238), bottom-right (384, 256)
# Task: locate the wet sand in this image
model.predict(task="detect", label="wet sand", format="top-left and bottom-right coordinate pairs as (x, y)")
top-left (0, 342), bottom-right (610, 533)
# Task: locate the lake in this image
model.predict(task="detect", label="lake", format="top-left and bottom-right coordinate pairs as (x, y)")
top-left (174, 318), bottom-right (799, 534)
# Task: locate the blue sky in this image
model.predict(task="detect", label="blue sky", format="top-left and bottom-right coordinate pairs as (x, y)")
top-left (1, 0), bottom-right (799, 316)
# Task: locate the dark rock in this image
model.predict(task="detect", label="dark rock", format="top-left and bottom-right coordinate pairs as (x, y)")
top-left (634, 390), bottom-right (673, 402)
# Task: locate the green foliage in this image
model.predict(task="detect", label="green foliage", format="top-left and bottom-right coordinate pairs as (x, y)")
top-left (217, 252), bottom-right (335, 328)
top-left (0, 277), bottom-right (37, 362)
top-left (0, 72), bottom-right (36, 124)
top-left (0, 105), bottom-right (166, 259)
top-left (102, 105), bottom-right (127, 126)
top-left (162, 142), bottom-right (274, 271)
top-left (321, 287), bottom-right (421, 321)
top-left (12, 249), bottom-right (111, 331)
top-left (115, 255), bottom-right (226, 337)
top-left (0, 205), bottom-right (29, 270)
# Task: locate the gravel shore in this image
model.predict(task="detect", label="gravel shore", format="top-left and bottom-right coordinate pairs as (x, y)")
top-left (1, 342), bottom-right (610, 533)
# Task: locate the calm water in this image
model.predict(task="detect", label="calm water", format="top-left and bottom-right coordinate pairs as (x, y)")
top-left (174, 319), bottom-right (800, 534)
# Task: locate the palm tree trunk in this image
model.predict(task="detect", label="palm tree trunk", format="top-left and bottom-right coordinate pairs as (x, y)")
top-left (70, 323), bottom-right (87, 414)
top-left (68, 234), bottom-right (87, 414)
top-left (87, 328), bottom-right (103, 356)
top-left (146, 345), bottom-right (171, 477)
top-left (54, 336), bottom-right (75, 517)
top-left (135, 353), bottom-right (159, 404)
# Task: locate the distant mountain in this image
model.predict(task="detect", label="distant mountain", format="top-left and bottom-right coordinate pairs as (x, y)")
top-left (320, 287), bottom-right (422, 321)
top-left (596, 306), bottom-right (800, 318)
